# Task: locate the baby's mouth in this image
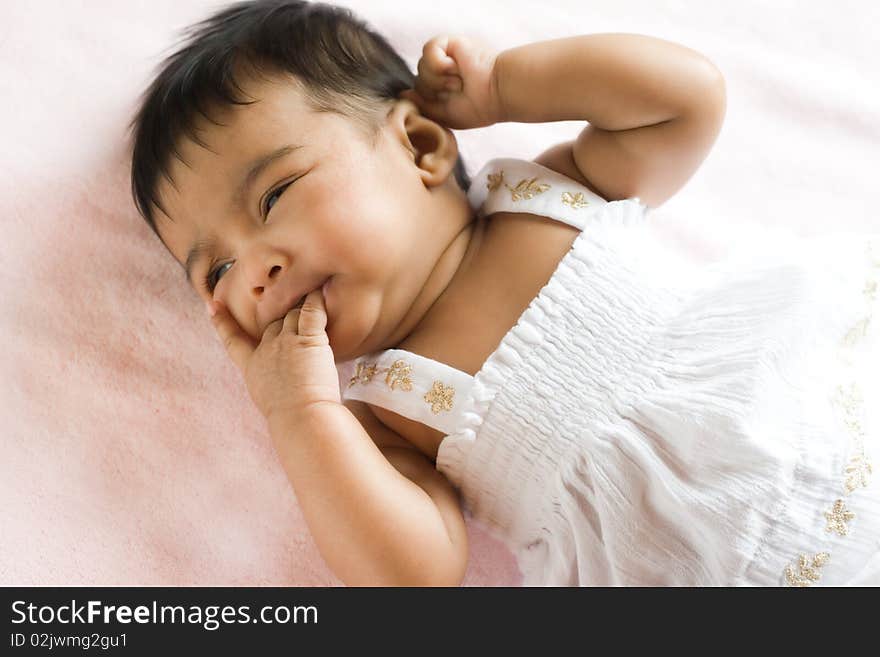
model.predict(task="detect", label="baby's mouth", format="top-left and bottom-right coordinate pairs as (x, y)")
top-left (269, 276), bottom-right (331, 331)
top-left (288, 279), bottom-right (326, 313)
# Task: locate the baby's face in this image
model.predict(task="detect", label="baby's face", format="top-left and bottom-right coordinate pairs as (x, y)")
top-left (156, 74), bottom-right (468, 361)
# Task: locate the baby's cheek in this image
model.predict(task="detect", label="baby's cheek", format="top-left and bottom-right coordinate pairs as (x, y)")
top-left (226, 300), bottom-right (260, 341)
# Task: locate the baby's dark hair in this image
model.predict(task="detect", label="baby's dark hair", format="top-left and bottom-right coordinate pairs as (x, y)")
top-left (128, 0), bottom-right (470, 237)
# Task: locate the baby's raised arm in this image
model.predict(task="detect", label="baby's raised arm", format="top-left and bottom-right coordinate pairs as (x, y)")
top-left (404, 33), bottom-right (726, 208)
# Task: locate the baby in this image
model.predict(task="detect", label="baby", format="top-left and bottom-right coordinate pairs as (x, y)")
top-left (130, 0), bottom-right (880, 586)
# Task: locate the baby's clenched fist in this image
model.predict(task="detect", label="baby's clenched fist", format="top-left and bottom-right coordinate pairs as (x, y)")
top-left (400, 35), bottom-right (505, 130)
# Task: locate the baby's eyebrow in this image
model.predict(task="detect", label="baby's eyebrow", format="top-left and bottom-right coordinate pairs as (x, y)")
top-left (185, 236), bottom-right (217, 286)
top-left (232, 143), bottom-right (305, 209)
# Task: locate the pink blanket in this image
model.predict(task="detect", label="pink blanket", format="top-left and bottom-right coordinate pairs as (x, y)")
top-left (2, 0), bottom-right (877, 585)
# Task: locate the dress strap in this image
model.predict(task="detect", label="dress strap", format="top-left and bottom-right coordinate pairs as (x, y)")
top-left (468, 157), bottom-right (614, 231)
top-left (337, 349), bottom-right (475, 435)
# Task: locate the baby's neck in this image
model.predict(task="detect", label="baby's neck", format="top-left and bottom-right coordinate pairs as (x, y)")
top-left (382, 209), bottom-right (487, 351)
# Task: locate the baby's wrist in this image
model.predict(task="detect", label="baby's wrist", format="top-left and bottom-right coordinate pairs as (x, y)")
top-left (266, 400), bottom-right (344, 435)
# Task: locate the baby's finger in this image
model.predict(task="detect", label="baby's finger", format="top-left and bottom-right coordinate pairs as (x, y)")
top-left (422, 35), bottom-right (458, 74)
top-left (417, 37), bottom-right (458, 95)
top-left (207, 300), bottom-right (257, 373)
top-left (400, 89), bottom-right (449, 125)
top-left (281, 306), bottom-right (300, 335)
top-left (295, 288), bottom-right (328, 338)
top-left (399, 88), bottom-right (451, 123)
top-left (400, 88), bottom-right (442, 110)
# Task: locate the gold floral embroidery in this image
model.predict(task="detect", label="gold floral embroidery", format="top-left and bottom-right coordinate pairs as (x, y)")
top-left (845, 455), bottom-right (873, 494)
top-left (842, 317), bottom-right (873, 347)
top-left (385, 360), bottom-right (414, 391)
top-left (835, 382), bottom-right (864, 418)
top-left (561, 191), bottom-right (589, 209)
top-left (834, 383), bottom-right (872, 495)
top-left (839, 243), bottom-right (879, 349)
top-left (824, 500), bottom-right (855, 536)
top-left (843, 416), bottom-right (864, 436)
top-left (845, 454), bottom-right (874, 495)
top-left (348, 358), bottom-right (413, 392)
top-left (348, 361), bottom-right (378, 387)
top-left (487, 171), bottom-right (505, 192)
top-left (485, 170), bottom-right (551, 202)
top-left (508, 177), bottom-right (551, 202)
top-left (784, 552), bottom-right (830, 587)
top-left (837, 386), bottom-right (865, 438)
top-left (424, 380), bottom-right (455, 414)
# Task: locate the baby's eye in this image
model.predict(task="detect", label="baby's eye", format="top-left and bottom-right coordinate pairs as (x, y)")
top-left (262, 181), bottom-right (292, 218)
top-left (205, 261), bottom-right (232, 292)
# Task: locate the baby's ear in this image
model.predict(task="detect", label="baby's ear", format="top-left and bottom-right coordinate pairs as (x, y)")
top-left (387, 99), bottom-right (458, 188)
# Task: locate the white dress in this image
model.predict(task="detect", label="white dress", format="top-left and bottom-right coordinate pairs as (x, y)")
top-left (336, 158), bottom-right (880, 586)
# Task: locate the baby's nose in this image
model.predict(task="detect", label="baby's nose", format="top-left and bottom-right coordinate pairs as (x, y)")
top-left (251, 263), bottom-right (284, 297)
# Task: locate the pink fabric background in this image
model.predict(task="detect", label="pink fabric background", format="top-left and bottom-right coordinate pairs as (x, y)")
top-left (1, 0), bottom-right (877, 585)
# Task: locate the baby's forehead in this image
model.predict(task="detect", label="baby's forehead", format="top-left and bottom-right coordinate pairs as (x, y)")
top-left (157, 114), bottom-right (301, 231)
top-left (178, 73), bottom-right (300, 138)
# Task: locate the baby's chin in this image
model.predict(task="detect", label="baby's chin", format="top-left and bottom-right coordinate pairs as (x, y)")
top-left (325, 294), bottom-right (392, 363)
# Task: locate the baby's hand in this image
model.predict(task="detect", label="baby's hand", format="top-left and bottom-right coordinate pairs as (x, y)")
top-left (207, 289), bottom-right (341, 422)
top-left (400, 35), bottom-right (504, 130)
